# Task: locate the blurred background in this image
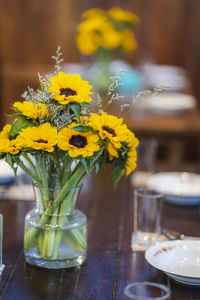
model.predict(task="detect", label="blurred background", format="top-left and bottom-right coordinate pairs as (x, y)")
top-left (1, 0), bottom-right (200, 177)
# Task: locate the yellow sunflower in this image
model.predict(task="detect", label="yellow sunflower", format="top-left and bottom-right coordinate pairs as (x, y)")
top-left (82, 8), bottom-right (105, 19)
top-left (77, 32), bottom-right (98, 55)
top-left (0, 124), bottom-right (19, 154)
top-left (16, 123), bottom-right (57, 152)
top-left (106, 128), bottom-right (139, 164)
top-left (89, 111), bottom-right (129, 149)
top-left (106, 143), bottom-right (119, 160)
top-left (126, 146), bottom-right (137, 175)
top-left (13, 101), bottom-right (48, 119)
top-left (0, 124), bottom-right (11, 139)
top-left (125, 131), bottom-right (139, 175)
top-left (49, 72), bottom-right (93, 105)
top-left (126, 130), bottom-right (139, 148)
top-left (101, 28), bottom-right (121, 50)
top-left (121, 30), bottom-right (137, 52)
top-left (109, 7), bottom-right (139, 24)
top-left (77, 16), bottom-right (121, 54)
top-left (57, 123), bottom-right (100, 158)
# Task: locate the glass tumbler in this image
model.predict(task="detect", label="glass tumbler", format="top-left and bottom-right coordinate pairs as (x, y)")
top-left (132, 187), bottom-right (163, 250)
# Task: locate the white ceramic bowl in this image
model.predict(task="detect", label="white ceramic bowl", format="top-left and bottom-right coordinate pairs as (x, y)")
top-left (147, 172), bottom-right (200, 205)
top-left (145, 240), bottom-right (200, 286)
top-left (138, 93), bottom-right (196, 115)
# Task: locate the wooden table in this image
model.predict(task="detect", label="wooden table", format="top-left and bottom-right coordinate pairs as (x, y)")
top-left (0, 169), bottom-right (200, 299)
top-left (125, 108), bottom-right (200, 137)
top-left (124, 108), bottom-right (200, 169)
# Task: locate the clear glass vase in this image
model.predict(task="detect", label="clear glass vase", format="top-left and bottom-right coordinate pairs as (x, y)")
top-left (24, 185), bottom-right (87, 269)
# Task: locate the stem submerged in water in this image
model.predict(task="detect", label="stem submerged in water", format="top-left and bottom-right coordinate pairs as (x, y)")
top-left (24, 165), bottom-right (87, 260)
top-left (24, 151), bottom-right (102, 262)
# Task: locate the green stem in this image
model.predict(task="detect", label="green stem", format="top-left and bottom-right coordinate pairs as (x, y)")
top-left (42, 207), bottom-right (59, 259)
top-left (51, 172), bottom-right (89, 259)
top-left (35, 156), bottom-right (50, 211)
top-left (51, 189), bottom-right (75, 259)
top-left (24, 165), bottom-right (85, 252)
top-left (22, 153), bottom-right (37, 177)
top-left (14, 157), bottom-right (42, 186)
top-left (61, 156), bottom-right (72, 187)
top-left (35, 156), bottom-right (48, 187)
top-left (36, 230), bottom-right (44, 255)
top-left (25, 151), bottom-right (103, 258)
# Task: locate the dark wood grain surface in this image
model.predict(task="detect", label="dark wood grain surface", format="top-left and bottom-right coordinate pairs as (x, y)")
top-left (126, 109), bottom-right (200, 136)
top-left (0, 168), bottom-right (200, 299)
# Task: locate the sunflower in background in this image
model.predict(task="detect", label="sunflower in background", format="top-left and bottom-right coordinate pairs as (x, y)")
top-left (76, 7), bottom-right (139, 56)
top-left (76, 7), bottom-right (139, 93)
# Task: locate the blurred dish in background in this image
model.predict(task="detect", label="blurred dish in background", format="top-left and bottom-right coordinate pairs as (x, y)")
top-left (0, 159), bottom-right (27, 185)
top-left (147, 172), bottom-right (200, 205)
top-left (142, 64), bottom-right (190, 92)
top-left (5, 184), bottom-right (34, 201)
top-left (136, 92), bottom-right (196, 115)
top-left (0, 160), bottom-right (21, 185)
top-left (0, 159), bottom-right (34, 200)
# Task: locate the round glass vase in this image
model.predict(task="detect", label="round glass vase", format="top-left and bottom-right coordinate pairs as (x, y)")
top-left (24, 185), bottom-right (87, 269)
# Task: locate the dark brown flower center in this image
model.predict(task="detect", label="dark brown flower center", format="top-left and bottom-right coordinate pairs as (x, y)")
top-left (60, 88), bottom-right (77, 98)
top-left (34, 139), bottom-right (48, 144)
top-left (102, 126), bottom-right (116, 136)
top-left (69, 135), bottom-right (87, 148)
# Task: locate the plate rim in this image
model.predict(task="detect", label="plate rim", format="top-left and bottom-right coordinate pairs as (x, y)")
top-left (147, 172), bottom-right (200, 198)
top-left (166, 272), bottom-right (200, 286)
top-left (145, 93), bottom-right (196, 112)
top-left (145, 240), bottom-right (200, 279)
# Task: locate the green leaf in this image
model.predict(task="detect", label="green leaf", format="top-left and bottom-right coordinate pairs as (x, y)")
top-left (49, 99), bottom-right (60, 106)
top-left (8, 118), bottom-right (33, 136)
top-left (80, 157), bottom-right (90, 175)
top-left (0, 154), bottom-right (5, 160)
top-left (80, 102), bottom-right (91, 108)
top-left (71, 103), bottom-right (81, 120)
top-left (95, 161), bottom-right (99, 174)
top-left (111, 161), bottom-right (124, 187)
top-left (5, 156), bottom-right (18, 176)
top-left (72, 125), bottom-right (94, 133)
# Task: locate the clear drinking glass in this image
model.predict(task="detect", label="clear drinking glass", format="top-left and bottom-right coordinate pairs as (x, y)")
top-left (132, 187), bottom-right (163, 250)
top-left (124, 282), bottom-right (171, 300)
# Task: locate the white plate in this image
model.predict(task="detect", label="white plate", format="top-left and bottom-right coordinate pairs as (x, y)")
top-left (138, 93), bottom-right (196, 115)
top-left (145, 240), bottom-right (200, 286)
top-left (142, 64), bottom-right (190, 92)
top-left (0, 160), bottom-right (24, 185)
top-left (147, 172), bottom-right (200, 205)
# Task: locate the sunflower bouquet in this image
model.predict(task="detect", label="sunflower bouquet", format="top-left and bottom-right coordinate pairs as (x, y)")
top-left (76, 7), bottom-right (139, 93)
top-left (0, 48), bottom-right (138, 268)
top-left (76, 7), bottom-right (139, 55)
